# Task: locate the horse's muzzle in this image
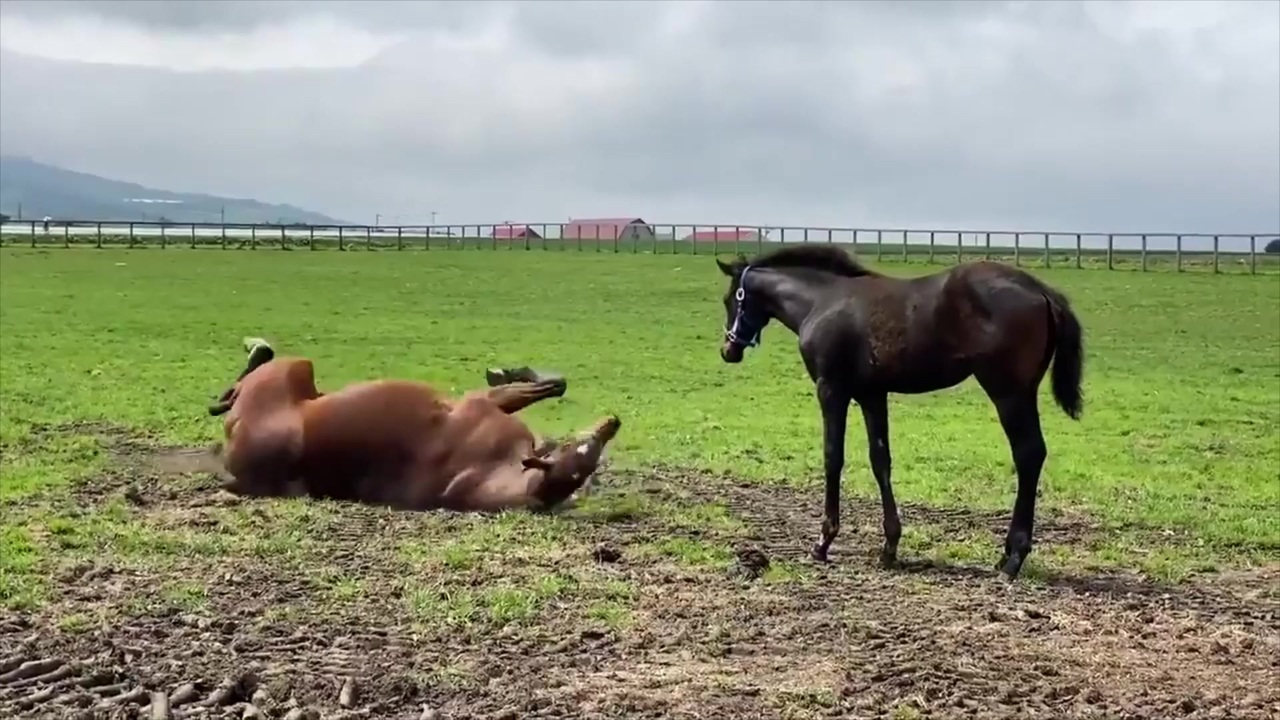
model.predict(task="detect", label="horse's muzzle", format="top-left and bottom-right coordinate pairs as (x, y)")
top-left (720, 341), bottom-right (744, 364)
top-left (593, 415), bottom-right (622, 445)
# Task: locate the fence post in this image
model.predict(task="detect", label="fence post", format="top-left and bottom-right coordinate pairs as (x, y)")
top-left (1043, 233), bottom-right (1050, 268)
top-left (876, 230), bottom-right (883, 261)
top-left (957, 232), bottom-right (963, 265)
top-left (309, 226), bottom-right (316, 250)
top-left (220, 223), bottom-right (226, 249)
top-left (96, 222), bottom-right (103, 249)
top-left (29, 220), bottom-right (35, 247)
top-left (983, 231), bottom-right (990, 260)
top-left (338, 227), bottom-right (344, 251)
top-left (1140, 234), bottom-right (1147, 272)
top-left (901, 230), bottom-right (908, 263)
top-left (251, 225), bottom-right (257, 250)
top-left (1075, 233), bottom-right (1081, 269)
top-left (191, 223), bottom-right (197, 249)
top-left (129, 222), bottom-right (136, 248)
top-left (1014, 233), bottom-right (1021, 266)
top-left (63, 223), bottom-right (69, 248)
top-left (1250, 235), bottom-right (1257, 275)
top-left (1212, 235), bottom-right (1219, 274)
top-left (1106, 234), bottom-right (1114, 270)
top-left (280, 225), bottom-right (287, 250)
top-left (1175, 235), bottom-right (1182, 272)
top-left (928, 230), bottom-right (935, 264)
top-left (365, 225), bottom-right (372, 251)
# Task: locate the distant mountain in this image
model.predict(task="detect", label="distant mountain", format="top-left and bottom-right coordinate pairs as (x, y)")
top-left (0, 155), bottom-right (348, 225)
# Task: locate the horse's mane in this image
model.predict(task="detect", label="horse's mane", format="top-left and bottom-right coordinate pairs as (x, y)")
top-left (746, 244), bottom-right (879, 279)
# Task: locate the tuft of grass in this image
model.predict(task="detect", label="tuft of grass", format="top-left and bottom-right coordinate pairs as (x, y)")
top-left (762, 559), bottom-right (815, 585)
top-left (160, 581), bottom-right (209, 613)
top-left (404, 572), bottom-right (579, 630)
top-left (641, 537), bottom-right (735, 569)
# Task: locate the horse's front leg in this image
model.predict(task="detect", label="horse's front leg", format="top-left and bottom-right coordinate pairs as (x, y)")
top-left (859, 394), bottom-right (901, 568)
top-left (811, 380), bottom-right (849, 562)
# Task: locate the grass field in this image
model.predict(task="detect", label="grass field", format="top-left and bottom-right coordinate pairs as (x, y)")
top-left (1, 247), bottom-right (1278, 719)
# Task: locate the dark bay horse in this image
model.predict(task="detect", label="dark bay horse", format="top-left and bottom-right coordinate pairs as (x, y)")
top-left (207, 338), bottom-right (621, 513)
top-left (715, 245), bottom-right (1084, 580)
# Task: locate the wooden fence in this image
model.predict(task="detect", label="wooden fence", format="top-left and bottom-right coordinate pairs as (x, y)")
top-left (2, 220), bottom-right (1277, 274)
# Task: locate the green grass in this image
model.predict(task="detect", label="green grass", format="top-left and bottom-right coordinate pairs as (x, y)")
top-left (1, 247), bottom-right (1278, 610)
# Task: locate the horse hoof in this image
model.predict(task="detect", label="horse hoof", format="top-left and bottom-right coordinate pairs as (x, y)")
top-left (879, 551), bottom-right (898, 569)
top-left (998, 555), bottom-right (1023, 581)
top-left (809, 544), bottom-right (830, 563)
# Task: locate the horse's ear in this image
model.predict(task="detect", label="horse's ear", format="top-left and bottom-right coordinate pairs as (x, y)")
top-left (715, 257), bottom-right (737, 276)
top-left (522, 456), bottom-right (555, 471)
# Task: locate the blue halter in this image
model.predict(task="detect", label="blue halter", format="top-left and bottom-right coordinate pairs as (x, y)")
top-left (725, 266), bottom-right (769, 349)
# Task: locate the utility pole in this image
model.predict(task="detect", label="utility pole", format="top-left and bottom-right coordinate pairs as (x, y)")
top-left (430, 211), bottom-right (437, 226)
top-left (375, 213), bottom-right (381, 227)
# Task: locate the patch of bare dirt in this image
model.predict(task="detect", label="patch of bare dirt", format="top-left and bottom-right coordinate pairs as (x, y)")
top-left (3, 440), bottom-right (1277, 719)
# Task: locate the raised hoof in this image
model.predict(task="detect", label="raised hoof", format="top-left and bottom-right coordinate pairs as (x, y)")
top-left (486, 367), bottom-right (565, 387)
top-left (242, 337), bottom-right (274, 369)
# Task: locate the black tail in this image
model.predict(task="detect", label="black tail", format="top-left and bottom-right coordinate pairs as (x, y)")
top-left (1042, 288), bottom-right (1084, 420)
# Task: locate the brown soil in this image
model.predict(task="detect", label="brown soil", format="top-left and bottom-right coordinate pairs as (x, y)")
top-left (2, 437), bottom-right (1277, 720)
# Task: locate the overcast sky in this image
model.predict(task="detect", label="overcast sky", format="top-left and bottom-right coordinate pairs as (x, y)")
top-left (0, 0), bottom-right (1276, 233)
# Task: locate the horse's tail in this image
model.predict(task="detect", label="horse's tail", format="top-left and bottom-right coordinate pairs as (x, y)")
top-left (1040, 285), bottom-right (1084, 420)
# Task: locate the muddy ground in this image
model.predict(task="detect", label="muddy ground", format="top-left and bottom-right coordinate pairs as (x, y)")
top-left (2, 432), bottom-right (1277, 720)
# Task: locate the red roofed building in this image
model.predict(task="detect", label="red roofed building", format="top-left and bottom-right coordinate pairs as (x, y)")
top-left (562, 217), bottom-right (656, 242)
top-left (684, 229), bottom-right (764, 244)
top-left (491, 224), bottom-right (543, 240)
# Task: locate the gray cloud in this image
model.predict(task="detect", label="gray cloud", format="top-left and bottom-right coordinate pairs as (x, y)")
top-left (0, 0), bottom-right (1276, 233)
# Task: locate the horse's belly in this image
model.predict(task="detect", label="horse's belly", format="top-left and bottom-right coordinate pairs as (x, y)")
top-left (883, 369), bottom-right (972, 394)
top-left (873, 351), bottom-right (972, 395)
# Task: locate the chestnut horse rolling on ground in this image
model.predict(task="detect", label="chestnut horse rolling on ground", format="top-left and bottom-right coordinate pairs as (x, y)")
top-left (207, 338), bottom-right (621, 513)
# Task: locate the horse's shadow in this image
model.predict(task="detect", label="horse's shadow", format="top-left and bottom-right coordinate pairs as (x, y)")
top-left (886, 555), bottom-right (1194, 599)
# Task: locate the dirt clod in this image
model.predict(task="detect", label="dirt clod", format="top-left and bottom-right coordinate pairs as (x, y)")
top-left (731, 545), bottom-right (770, 580)
top-left (590, 542), bottom-right (621, 563)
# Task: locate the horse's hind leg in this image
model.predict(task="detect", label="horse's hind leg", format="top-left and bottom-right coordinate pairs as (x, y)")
top-left (209, 337), bottom-right (277, 415)
top-left (984, 387), bottom-right (1046, 580)
top-left (481, 378), bottom-right (568, 414)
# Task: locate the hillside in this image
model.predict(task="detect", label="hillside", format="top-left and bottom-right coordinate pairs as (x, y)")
top-left (0, 156), bottom-right (347, 225)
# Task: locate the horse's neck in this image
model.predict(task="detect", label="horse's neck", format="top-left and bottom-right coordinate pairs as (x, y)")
top-left (761, 269), bottom-right (838, 334)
